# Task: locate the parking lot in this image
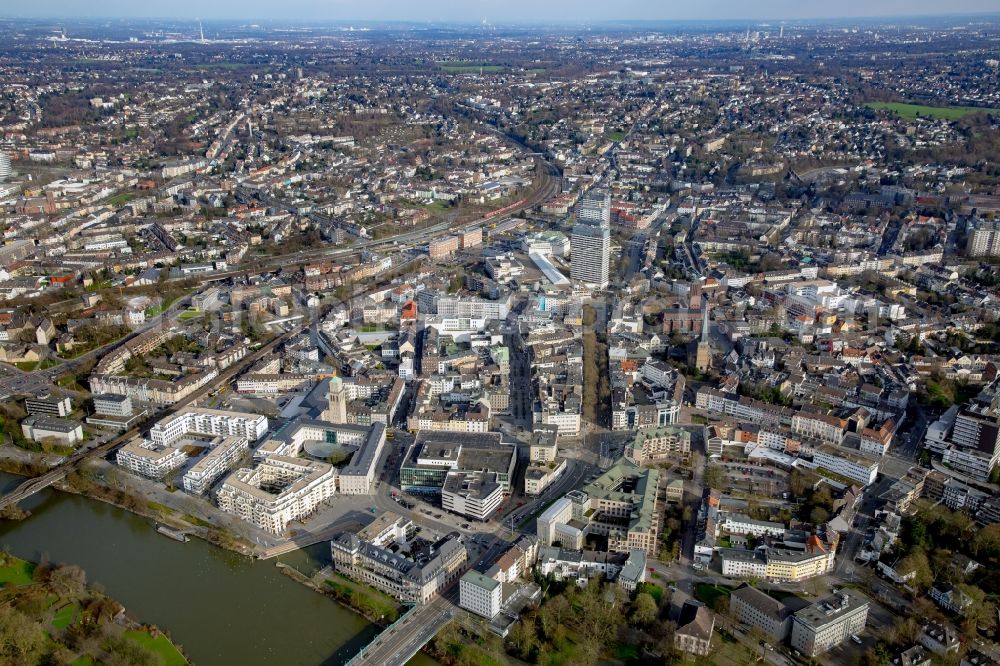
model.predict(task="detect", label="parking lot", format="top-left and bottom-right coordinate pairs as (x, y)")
top-left (716, 461), bottom-right (791, 499)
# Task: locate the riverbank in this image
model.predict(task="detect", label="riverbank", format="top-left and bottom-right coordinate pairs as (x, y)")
top-left (0, 552), bottom-right (189, 665)
top-left (54, 465), bottom-right (258, 556)
top-left (277, 562), bottom-right (405, 627)
top-left (0, 470), bottom-right (393, 665)
top-left (0, 460), bottom-right (442, 665)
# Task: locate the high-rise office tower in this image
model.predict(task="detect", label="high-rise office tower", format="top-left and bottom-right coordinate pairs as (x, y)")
top-left (576, 188), bottom-right (611, 226)
top-left (0, 153), bottom-right (11, 182)
top-left (571, 188), bottom-right (611, 289)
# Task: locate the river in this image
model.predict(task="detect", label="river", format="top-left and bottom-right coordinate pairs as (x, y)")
top-left (0, 472), bottom-right (437, 666)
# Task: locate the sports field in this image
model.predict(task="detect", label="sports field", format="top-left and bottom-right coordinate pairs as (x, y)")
top-left (865, 101), bottom-right (997, 120)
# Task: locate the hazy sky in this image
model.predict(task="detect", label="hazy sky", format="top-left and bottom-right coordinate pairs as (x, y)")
top-left (6, 0), bottom-right (999, 22)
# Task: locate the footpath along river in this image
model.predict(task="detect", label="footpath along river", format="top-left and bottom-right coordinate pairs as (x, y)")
top-left (0, 472), bottom-right (437, 666)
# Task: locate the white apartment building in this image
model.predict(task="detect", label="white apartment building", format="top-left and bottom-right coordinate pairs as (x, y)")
top-left (536, 497), bottom-right (583, 549)
top-left (150, 408), bottom-right (269, 447)
top-left (966, 218), bottom-right (1000, 258)
top-left (721, 551), bottom-right (767, 578)
top-left (459, 571), bottom-right (503, 619)
top-left (182, 436), bottom-right (249, 495)
top-left (791, 413), bottom-right (847, 445)
top-left (216, 456), bottom-right (337, 535)
top-left (529, 427), bottom-right (559, 463)
top-left (626, 426), bottom-right (692, 464)
top-left (721, 514), bottom-right (786, 538)
top-left (116, 439), bottom-right (187, 479)
top-left (524, 458), bottom-right (568, 496)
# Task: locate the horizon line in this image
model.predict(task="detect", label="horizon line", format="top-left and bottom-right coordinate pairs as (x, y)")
top-left (1, 11), bottom-right (999, 26)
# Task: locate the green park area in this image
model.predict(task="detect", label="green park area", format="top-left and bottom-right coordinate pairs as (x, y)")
top-left (124, 629), bottom-right (189, 666)
top-left (104, 192), bottom-right (136, 207)
top-left (437, 61), bottom-right (506, 74)
top-left (0, 553), bottom-right (187, 665)
top-left (694, 583), bottom-right (732, 610)
top-left (324, 573), bottom-right (402, 623)
top-left (866, 101), bottom-right (998, 121)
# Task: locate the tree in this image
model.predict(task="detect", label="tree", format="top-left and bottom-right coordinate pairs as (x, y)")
top-left (47, 565), bottom-right (87, 599)
top-left (789, 469), bottom-right (810, 497)
top-left (975, 523), bottom-right (1000, 560)
top-left (0, 605), bottom-right (46, 665)
top-left (704, 466), bottom-right (726, 490)
top-left (632, 592), bottom-right (658, 626)
top-left (958, 584), bottom-right (996, 634)
top-left (897, 550), bottom-right (934, 592)
top-left (102, 633), bottom-right (163, 666)
top-left (809, 507), bottom-right (830, 525)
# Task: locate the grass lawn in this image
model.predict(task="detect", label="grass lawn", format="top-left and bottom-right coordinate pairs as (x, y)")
top-left (0, 558), bottom-right (35, 586)
top-left (694, 583), bottom-right (731, 607)
top-left (437, 62), bottom-right (505, 74)
top-left (147, 501), bottom-right (174, 516)
top-left (124, 630), bottom-right (187, 666)
top-left (325, 574), bottom-right (401, 622)
top-left (105, 193), bottom-right (135, 207)
top-left (637, 582), bottom-right (663, 603)
top-left (615, 644), bottom-right (640, 660)
top-left (15, 359), bottom-right (60, 371)
top-left (865, 101), bottom-right (998, 120)
top-left (177, 308), bottom-right (203, 321)
top-left (51, 603), bottom-right (80, 630)
top-left (608, 131), bottom-right (626, 142)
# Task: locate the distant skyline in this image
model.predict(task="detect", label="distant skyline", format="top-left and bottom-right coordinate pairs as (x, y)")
top-left (4, 1), bottom-right (1000, 24)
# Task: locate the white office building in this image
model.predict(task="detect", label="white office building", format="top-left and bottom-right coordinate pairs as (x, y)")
top-left (20, 416), bottom-right (84, 446)
top-left (460, 571), bottom-right (502, 619)
top-left (791, 591), bottom-right (869, 657)
top-left (93, 394), bottom-right (134, 417)
top-left (441, 470), bottom-right (504, 521)
top-left (570, 188), bottom-right (611, 289)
